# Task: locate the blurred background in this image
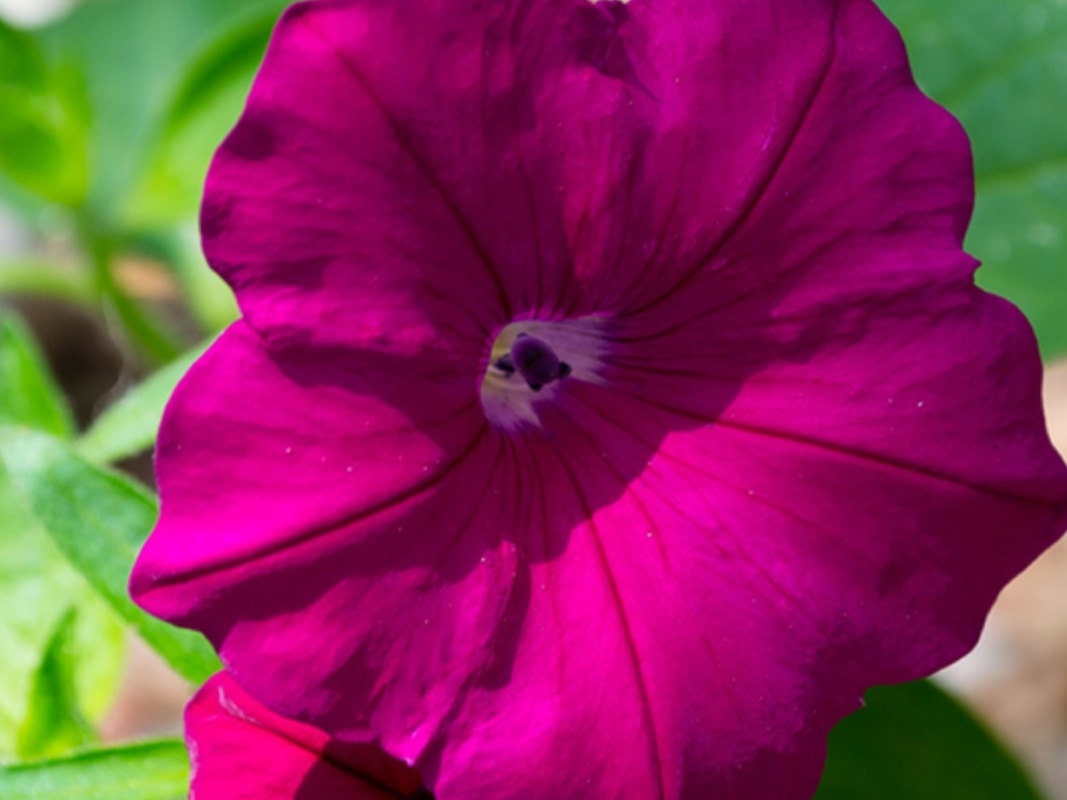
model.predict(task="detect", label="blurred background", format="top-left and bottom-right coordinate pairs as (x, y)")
top-left (0, 0), bottom-right (1064, 797)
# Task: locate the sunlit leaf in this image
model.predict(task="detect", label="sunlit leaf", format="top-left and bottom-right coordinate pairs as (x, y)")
top-left (0, 469), bottom-right (124, 761)
top-left (0, 16), bottom-right (48, 90)
top-left (124, 9), bottom-right (283, 225)
top-left (0, 739), bottom-right (188, 800)
top-left (0, 20), bottom-right (87, 205)
top-left (37, 0), bottom-right (289, 216)
top-left (0, 426), bottom-right (221, 684)
top-left (15, 612), bottom-right (96, 761)
top-left (0, 313), bottom-right (74, 438)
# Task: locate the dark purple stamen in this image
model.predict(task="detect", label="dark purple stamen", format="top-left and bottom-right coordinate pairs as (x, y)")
top-left (494, 333), bottom-right (571, 391)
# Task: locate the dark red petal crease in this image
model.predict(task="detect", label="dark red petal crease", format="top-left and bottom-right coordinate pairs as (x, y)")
top-left (185, 672), bottom-right (429, 799)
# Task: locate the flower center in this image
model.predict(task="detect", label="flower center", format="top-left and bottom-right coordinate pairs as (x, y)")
top-left (480, 318), bottom-right (609, 430)
top-left (494, 334), bottom-right (572, 392)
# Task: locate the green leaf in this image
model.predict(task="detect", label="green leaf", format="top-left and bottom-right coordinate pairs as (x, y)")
top-left (0, 739), bottom-right (188, 800)
top-left (165, 10), bottom-right (278, 132)
top-left (0, 17), bottom-right (48, 91)
top-left (0, 426), bottom-right (221, 684)
top-left (16, 612), bottom-right (96, 761)
top-left (816, 680), bottom-right (1043, 800)
top-left (124, 9), bottom-right (283, 226)
top-left (0, 313), bottom-right (75, 437)
top-left (0, 20), bottom-right (88, 205)
top-left (878, 0), bottom-right (1067, 358)
top-left (171, 234), bottom-right (242, 334)
top-left (0, 261), bottom-right (95, 306)
top-left (78, 343), bottom-right (205, 464)
top-left (0, 91), bottom-right (82, 204)
top-left (0, 466), bottom-right (125, 761)
top-left (37, 0), bottom-right (290, 216)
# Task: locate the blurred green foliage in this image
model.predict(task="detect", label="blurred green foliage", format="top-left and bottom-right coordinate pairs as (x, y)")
top-left (818, 680), bottom-right (1043, 800)
top-left (0, 425), bottom-right (222, 685)
top-left (879, 0), bottom-right (1067, 358)
top-left (0, 316), bottom-right (124, 762)
top-left (0, 0), bottom-right (289, 362)
top-left (0, 739), bottom-right (188, 799)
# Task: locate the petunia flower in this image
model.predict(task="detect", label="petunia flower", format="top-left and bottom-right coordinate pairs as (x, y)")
top-left (186, 672), bottom-right (430, 798)
top-left (131, 0), bottom-right (1067, 796)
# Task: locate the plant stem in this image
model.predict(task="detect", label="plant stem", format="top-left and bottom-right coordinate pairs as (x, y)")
top-left (78, 217), bottom-right (183, 366)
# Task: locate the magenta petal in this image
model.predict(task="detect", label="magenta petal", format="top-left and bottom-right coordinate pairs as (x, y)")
top-left (132, 321), bottom-right (483, 586)
top-left (185, 672), bottom-right (427, 799)
top-left (200, 0), bottom-right (868, 328)
top-left (133, 322), bottom-right (517, 759)
top-left (132, 0), bottom-right (1067, 796)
